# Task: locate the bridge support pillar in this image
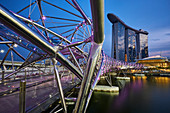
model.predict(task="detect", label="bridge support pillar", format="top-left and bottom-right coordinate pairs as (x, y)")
top-left (73, 0), bottom-right (104, 112)
top-left (19, 80), bottom-right (26, 113)
top-left (2, 70), bottom-right (5, 83)
top-left (74, 43), bottom-right (103, 113)
top-left (52, 59), bottom-right (67, 113)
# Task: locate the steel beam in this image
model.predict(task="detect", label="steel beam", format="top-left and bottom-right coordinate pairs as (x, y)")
top-left (0, 41), bottom-right (13, 44)
top-left (73, 0), bottom-right (104, 112)
top-left (0, 36), bottom-right (25, 61)
top-left (74, 42), bottom-right (102, 113)
top-left (68, 48), bottom-right (83, 74)
top-left (72, 0), bottom-right (92, 25)
top-left (13, 12), bottom-right (87, 55)
top-left (0, 47), bottom-right (12, 68)
top-left (52, 59), bottom-right (67, 113)
top-left (90, 0), bottom-right (104, 44)
top-left (37, 0), bottom-right (49, 40)
top-left (0, 4), bottom-right (83, 80)
top-left (84, 50), bottom-right (104, 112)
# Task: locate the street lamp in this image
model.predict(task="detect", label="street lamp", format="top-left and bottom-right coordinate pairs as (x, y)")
top-left (0, 49), bottom-right (4, 53)
top-left (14, 43), bottom-right (18, 47)
top-left (42, 16), bottom-right (46, 20)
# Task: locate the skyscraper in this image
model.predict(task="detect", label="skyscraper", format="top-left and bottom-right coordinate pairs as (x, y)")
top-left (111, 22), bottom-right (125, 61)
top-left (108, 13), bottom-right (149, 62)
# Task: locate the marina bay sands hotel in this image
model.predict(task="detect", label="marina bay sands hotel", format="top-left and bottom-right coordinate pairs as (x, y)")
top-left (108, 13), bottom-right (149, 62)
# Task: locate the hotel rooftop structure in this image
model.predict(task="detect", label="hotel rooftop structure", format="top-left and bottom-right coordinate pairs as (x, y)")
top-left (107, 13), bottom-right (149, 62)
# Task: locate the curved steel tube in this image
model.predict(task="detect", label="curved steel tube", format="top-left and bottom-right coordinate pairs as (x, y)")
top-left (74, 0), bottom-right (104, 112)
top-left (84, 50), bottom-right (104, 112)
top-left (13, 12), bottom-right (87, 55)
top-left (0, 4), bottom-right (83, 80)
top-left (72, 0), bottom-right (92, 25)
top-left (90, 0), bottom-right (104, 44)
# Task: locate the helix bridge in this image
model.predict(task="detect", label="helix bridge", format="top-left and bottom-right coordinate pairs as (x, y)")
top-left (0, 0), bottom-right (143, 113)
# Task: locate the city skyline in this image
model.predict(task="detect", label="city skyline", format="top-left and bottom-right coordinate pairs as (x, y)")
top-left (104, 0), bottom-right (170, 58)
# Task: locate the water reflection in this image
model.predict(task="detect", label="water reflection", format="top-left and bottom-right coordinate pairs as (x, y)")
top-left (87, 92), bottom-right (119, 113)
top-left (115, 80), bottom-right (126, 89)
top-left (87, 76), bottom-right (170, 113)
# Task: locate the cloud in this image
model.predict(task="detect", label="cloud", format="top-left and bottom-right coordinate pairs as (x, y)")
top-left (165, 33), bottom-right (170, 36)
top-left (149, 50), bottom-right (170, 57)
top-left (148, 27), bottom-right (170, 57)
top-left (150, 39), bottom-right (160, 41)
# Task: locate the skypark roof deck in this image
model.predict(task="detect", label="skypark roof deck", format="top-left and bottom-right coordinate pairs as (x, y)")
top-left (107, 13), bottom-right (148, 35)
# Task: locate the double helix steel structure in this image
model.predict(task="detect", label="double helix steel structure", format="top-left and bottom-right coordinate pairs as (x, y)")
top-left (0, 0), bottom-right (143, 113)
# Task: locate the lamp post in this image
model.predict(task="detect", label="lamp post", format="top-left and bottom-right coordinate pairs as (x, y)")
top-left (0, 49), bottom-right (5, 83)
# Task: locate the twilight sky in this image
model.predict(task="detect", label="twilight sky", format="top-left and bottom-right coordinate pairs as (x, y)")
top-left (0, 0), bottom-right (170, 58)
top-left (104, 0), bottom-right (170, 57)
